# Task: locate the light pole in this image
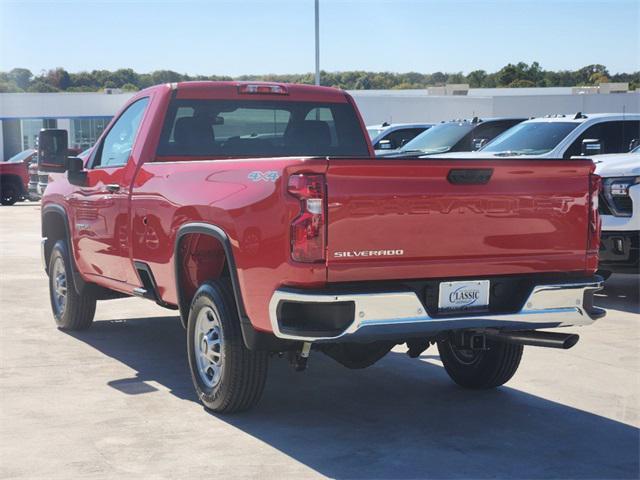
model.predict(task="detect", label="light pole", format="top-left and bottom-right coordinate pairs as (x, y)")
top-left (314, 0), bottom-right (320, 86)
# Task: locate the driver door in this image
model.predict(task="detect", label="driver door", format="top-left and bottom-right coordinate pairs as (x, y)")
top-left (70, 98), bottom-right (149, 283)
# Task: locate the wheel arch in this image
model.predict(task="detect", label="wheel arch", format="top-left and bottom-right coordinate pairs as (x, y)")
top-left (174, 222), bottom-right (286, 351)
top-left (41, 204), bottom-right (87, 294)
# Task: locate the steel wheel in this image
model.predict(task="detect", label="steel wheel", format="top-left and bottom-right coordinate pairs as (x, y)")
top-left (51, 255), bottom-right (67, 316)
top-left (448, 344), bottom-right (483, 366)
top-left (194, 305), bottom-right (224, 389)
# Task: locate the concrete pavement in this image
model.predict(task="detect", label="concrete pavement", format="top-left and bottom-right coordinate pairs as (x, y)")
top-left (1, 202), bottom-right (638, 479)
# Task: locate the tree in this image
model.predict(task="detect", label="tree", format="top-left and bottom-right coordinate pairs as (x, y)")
top-left (496, 63), bottom-right (520, 86)
top-left (8, 68), bottom-right (32, 89)
top-left (590, 72), bottom-right (610, 84)
top-left (431, 71), bottom-right (447, 85)
top-left (467, 70), bottom-right (487, 88)
top-left (354, 75), bottom-right (372, 90)
top-left (45, 68), bottom-right (71, 90)
top-left (576, 64), bottom-right (609, 85)
top-left (446, 72), bottom-right (466, 84)
top-left (509, 79), bottom-right (536, 88)
top-left (27, 80), bottom-right (59, 92)
top-left (0, 63), bottom-right (636, 92)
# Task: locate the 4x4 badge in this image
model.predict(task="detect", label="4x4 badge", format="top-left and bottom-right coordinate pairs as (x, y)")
top-left (248, 171), bottom-right (279, 182)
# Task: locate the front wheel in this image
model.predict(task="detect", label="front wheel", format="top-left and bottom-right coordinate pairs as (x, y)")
top-left (437, 335), bottom-right (523, 389)
top-left (187, 280), bottom-right (268, 413)
top-left (48, 240), bottom-right (96, 330)
top-left (0, 183), bottom-right (18, 205)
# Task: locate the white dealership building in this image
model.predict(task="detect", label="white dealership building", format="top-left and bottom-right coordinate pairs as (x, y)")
top-left (0, 85), bottom-right (638, 160)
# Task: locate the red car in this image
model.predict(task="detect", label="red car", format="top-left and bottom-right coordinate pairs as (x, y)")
top-left (0, 149), bottom-right (36, 205)
top-left (38, 81), bottom-right (604, 413)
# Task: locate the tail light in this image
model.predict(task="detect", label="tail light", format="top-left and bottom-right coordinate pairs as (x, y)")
top-left (588, 173), bottom-right (602, 252)
top-left (288, 174), bottom-right (326, 262)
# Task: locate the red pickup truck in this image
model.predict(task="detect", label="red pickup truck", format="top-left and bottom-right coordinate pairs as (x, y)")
top-left (38, 81), bottom-right (605, 413)
top-left (1, 149), bottom-right (36, 205)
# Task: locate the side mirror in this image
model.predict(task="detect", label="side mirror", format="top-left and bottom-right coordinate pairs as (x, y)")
top-left (377, 139), bottom-right (393, 150)
top-left (472, 138), bottom-right (488, 150)
top-left (67, 157), bottom-right (87, 186)
top-left (581, 138), bottom-right (603, 156)
top-left (629, 138), bottom-right (639, 151)
top-left (38, 129), bottom-right (69, 172)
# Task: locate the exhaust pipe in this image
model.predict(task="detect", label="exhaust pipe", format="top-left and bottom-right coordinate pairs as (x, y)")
top-left (485, 330), bottom-right (580, 350)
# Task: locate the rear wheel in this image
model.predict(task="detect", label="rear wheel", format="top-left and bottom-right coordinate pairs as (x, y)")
top-left (48, 240), bottom-right (97, 330)
top-left (187, 280), bottom-right (268, 413)
top-left (0, 183), bottom-right (18, 205)
top-left (437, 335), bottom-right (523, 389)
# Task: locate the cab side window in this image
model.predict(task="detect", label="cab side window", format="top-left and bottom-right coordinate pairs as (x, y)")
top-left (565, 121), bottom-right (640, 157)
top-left (93, 98), bottom-right (149, 168)
top-left (378, 128), bottom-right (426, 150)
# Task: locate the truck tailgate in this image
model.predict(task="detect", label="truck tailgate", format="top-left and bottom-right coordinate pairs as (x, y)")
top-left (326, 159), bottom-right (594, 282)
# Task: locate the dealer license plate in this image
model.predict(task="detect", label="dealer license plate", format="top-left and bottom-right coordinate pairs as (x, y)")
top-left (438, 280), bottom-right (490, 313)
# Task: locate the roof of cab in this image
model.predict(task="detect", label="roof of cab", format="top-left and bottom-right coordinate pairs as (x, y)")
top-left (173, 81), bottom-right (350, 103)
top-left (524, 112), bottom-right (640, 123)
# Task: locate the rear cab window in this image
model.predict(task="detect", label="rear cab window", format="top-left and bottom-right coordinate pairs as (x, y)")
top-left (156, 98), bottom-right (370, 158)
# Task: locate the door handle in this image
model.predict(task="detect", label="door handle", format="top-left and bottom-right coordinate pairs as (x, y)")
top-left (105, 184), bottom-right (120, 193)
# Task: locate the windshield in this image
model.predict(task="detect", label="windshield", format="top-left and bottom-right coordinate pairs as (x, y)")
top-left (399, 122), bottom-right (474, 154)
top-left (367, 127), bottom-right (385, 139)
top-left (6, 149), bottom-right (35, 163)
top-left (482, 122), bottom-right (579, 155)
top-left (632, 145), bottom-right (640, 153)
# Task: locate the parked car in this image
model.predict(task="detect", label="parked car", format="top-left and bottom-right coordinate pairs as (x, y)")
top-left (38, 81), bottom-right (604, 413)
top-left (589, 147), bottom-right (640, 275)
top-left (0, 148), bottom-right (36, 205)
top-left (433, 113), bottom-right (640, 159)
top-left (367, 122), bottom-right (433, 154)
top-left (378, 117), bottom-right (526, 158)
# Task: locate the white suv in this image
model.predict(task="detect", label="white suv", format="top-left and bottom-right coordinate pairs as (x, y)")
top-left (592, 147), bottom-right (640, 275)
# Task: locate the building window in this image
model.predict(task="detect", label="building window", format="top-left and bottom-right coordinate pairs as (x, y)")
top-left (70, 117), bottom-right (111, 150)
top-left (21, 119), bottom-right (57, 150)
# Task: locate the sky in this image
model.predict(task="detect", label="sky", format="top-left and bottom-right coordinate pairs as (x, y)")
top-left (0, 0), bottom-right (638, 76)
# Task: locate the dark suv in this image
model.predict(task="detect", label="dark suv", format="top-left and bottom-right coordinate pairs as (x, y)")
top-left (378, 117), bottom-right (526, 158)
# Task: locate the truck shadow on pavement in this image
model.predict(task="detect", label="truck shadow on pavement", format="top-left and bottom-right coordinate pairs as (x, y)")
top-left (596, 274), bottom-right (640, 314)
top-left (68, 312), bottom-right (639, 480)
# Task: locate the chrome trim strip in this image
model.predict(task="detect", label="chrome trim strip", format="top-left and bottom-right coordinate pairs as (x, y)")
top-left (268, 280), bottom-right (604, 342)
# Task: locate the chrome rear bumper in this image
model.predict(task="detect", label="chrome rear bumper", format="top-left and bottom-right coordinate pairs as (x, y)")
top-left (268, 278), bottom-right (605, 342)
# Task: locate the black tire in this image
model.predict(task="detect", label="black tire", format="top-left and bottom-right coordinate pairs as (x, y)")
top-left (437, 335), bottom-right (523, 389)
top-left (187, 280), bottom-right (268, 413)
top-left (48, 240), bottom-right (96, 330)
top-left (0, 183), bottom-right (18, 205)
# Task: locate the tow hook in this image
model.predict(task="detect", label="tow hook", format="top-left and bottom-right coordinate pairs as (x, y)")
top-left (289, 342), bottom-right (312, 372)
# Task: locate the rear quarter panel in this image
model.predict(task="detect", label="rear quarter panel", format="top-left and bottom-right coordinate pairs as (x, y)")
top-left (130, 157), bottom-right (328, 332)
